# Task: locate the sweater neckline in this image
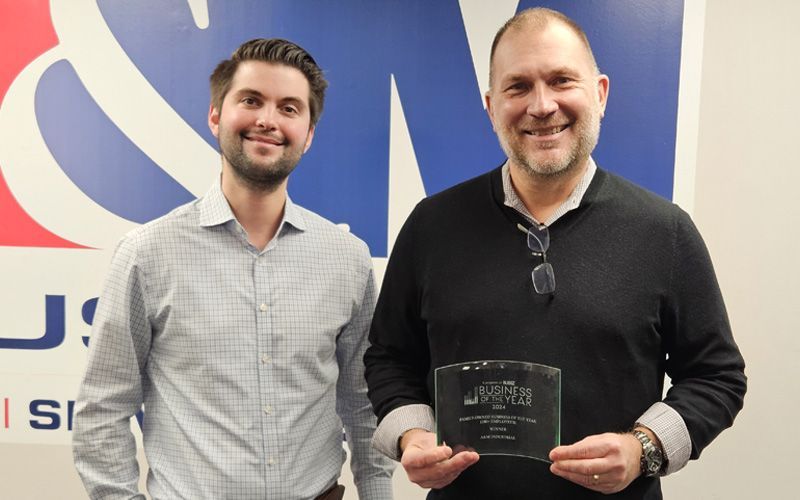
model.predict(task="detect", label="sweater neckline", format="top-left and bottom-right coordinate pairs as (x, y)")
top-left (489, 164), bottom-right (608, 228)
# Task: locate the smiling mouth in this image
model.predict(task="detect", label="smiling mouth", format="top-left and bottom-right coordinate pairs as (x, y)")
top-left (525, 125), bottom-right (569, 137)
top-left (245, 134), bottom-right (284, 146)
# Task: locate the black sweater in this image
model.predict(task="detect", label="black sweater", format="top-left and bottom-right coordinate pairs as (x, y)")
top-left (365, 166), bottom-right (746, 499)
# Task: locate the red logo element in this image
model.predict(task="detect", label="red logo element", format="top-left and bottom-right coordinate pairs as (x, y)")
top-left (0, 0), bottom-right (82, 248)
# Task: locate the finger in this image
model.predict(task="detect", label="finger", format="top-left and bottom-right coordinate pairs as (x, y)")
top-left (549, 433), bottom-right (618, 461)
top-left (448, 450), bottom-right (480, 471)
top-left (550, 456), bottom-right (608, 475)
top-left (402, 444), bottom-right (453, 468)
top-left (414, 458), bottom-right (476, 489)
top-left (550, 467), bottom-right (609, 493)
top-left (405, 450), bottom-right (479, 478)
top-left (404, 450), bottom-right (480, 487)
top-left (551, 464), bottom-right (630, 495)
top-left (417, 471), bottom-right (461, 490)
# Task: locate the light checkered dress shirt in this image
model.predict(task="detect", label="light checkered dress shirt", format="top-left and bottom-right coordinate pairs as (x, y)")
top-left (73, 180), bottom-right (394, 500)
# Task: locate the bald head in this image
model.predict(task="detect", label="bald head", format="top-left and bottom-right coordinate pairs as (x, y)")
top-left (489, 8), bottom-right (599, 88)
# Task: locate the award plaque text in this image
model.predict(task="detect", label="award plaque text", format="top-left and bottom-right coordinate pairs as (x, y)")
top-left (435, 360), bottom-right (560, 462)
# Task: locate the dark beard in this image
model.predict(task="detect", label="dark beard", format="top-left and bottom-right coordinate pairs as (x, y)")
top-left (222, 138), bottom-right (301, 193)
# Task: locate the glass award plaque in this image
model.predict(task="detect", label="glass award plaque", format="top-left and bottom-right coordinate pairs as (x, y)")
top-left (435, 360), bottom-right (560, 462)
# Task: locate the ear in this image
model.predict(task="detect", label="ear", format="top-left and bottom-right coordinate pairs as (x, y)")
top-left (208, 103), bottom-right (220, 138)
top-left (484, 91), bottom-right (497, 132)
top-left (596, 74), bottom-right (610, 118)
top-left (302, 125), bottom-right (316, 154)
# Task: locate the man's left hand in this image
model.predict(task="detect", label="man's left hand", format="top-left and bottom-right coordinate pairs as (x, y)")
top-left (549, 432), bottom-right (642, 494)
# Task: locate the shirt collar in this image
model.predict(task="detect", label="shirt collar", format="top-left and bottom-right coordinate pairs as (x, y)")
top-left (281, 193), bottom-right (307, 232)
top-left (502, 157), bottom-right (597, 226)
top-left (198, 178), bottom-right (236, 227)
top-left (197, 177), bottom-right (307, 233)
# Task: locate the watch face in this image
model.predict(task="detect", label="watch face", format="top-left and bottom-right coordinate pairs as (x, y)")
top-left (647, 457), bottom-right (662, 474)
top-left (634, 430), bottom-right (663, 476)
top-left (644, 445), bottom-right (663, 475)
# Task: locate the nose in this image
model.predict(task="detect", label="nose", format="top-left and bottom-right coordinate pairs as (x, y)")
top-left (255, 106), bottom-right (278, 129)
top-left (526, 86), bottom-right (558, 118)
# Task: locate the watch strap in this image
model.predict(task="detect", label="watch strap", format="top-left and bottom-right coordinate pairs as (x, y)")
top-left (632, 429), bottom-right (664, 477)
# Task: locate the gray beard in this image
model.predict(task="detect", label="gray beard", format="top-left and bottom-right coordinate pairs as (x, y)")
top-left (507, 113), bottom-right (601, 181)
top-left (513, 146), bottom-right (582, 179)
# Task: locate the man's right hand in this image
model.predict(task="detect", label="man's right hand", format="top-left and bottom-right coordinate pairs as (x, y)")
top-left (399, 429), bottom-right (480, 490)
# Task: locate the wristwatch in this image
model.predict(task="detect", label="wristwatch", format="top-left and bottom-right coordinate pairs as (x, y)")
top-left (632, 429), bottom-right (664, 477)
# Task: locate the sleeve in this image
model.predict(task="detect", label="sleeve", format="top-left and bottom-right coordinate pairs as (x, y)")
top-left (335, 250), bottom-right (395, 500)
top-left (72, 235), bottom-right (151, 500)
top-left (371, 404), bottom-right (435, 461)
top-left (636, 401), bottom-right (691, 474)
top-left (363, 206), bottom-right (436, 459)
top-left (659, 210), bottom-right (747, 462)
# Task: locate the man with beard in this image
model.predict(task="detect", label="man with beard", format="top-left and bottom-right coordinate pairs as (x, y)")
top-left (364, 8), bottom-right (746, 499)
top-left (73, 39), bottom-right (393, 500)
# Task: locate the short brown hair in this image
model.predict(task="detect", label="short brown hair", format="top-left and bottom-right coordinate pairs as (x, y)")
top-left (209, 38), bottom-right (328, 126)
top-left (489, 8), bottom-right (599, 87)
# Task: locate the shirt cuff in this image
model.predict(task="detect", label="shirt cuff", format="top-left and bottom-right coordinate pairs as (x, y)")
top-left (371, 404), bottom-right (434, 461)
top-left (636, 401), bottom-right (692, 475)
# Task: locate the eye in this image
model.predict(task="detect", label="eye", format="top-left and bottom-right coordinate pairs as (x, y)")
top-left (552, 76), bottom-right (575, 87)
top-left (241, 96), bottom-right (259, 106)
top-left (282, 105), bottom-right (299, 114)
top-left (504, 82), bottom-right (529, 95)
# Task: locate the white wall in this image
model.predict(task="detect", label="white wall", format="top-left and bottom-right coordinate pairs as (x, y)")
top-left (662, 0), bottom-right (800, 498)
top-left (1, 1), bottom-right (797, 498)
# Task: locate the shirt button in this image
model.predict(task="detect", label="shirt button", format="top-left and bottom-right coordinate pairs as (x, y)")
top-left (267, 458), bottom-right (276, 466)
top-left (259, 303), bottom-right (268, 312)
top-left (263, 405), bottom-right (272, 415)
top-left (261, 354), bottom-right (271, 364)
